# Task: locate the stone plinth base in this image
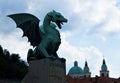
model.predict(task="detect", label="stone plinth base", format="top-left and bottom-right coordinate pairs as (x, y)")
top-left (21, 59), bottom-right (66, 83)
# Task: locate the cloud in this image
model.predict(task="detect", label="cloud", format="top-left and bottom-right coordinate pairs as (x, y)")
top-left (116, 0), bottom-right (120, 9)
top-left (0, 31), bottom-right (32, 60)
top-left (58, 32), bottom-right (103, 76)
top-left (0, 0), bottom-right (28, 34)
top-left (59, 30), bottom-right (120, 77)
top-left (1, 0), bottom-right (119, 40)
top-left (61, 0), bottom-right (120, 41)
top-left (26, 0), bottom-right (73, 19)
top-left (0, 0), bottom-right (120, 78)
top-left (0, 0), bottom-right (28, 13)
top-left (109, 64), bottom-right (120, 78)
top-left (78, 0), bottom-right (120, 40)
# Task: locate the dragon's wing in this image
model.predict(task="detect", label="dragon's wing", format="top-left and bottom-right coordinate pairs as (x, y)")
top-left (8, 13), bottom-right (41, 47)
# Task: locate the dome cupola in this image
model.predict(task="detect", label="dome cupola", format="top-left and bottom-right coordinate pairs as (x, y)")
top-left (68, 61), bottom-right (84, 74)
top-left (68, 61), bottom-right (84, 79)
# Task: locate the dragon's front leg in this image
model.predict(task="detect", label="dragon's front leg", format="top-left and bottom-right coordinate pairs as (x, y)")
top-left (34, 38), bottom-right (53, 59)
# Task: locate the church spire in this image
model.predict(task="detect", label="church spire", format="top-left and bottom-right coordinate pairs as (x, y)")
top-left (85, 60), bottom-right (88, 66)
top-left (103, 59), bottom-right (105, 64)
top-left (84, 61), bottom-right (89, 72)
top-left (101, 59), bottom-right (107, 71)
top-left (100, 58), bottom-right (109, 77)
top-left (84, 60), bottom-right (91, 78)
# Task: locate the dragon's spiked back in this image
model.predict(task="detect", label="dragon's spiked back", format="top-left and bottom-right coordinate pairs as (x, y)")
top-left (47, 10), bottom-right (68, 29)
top-left (7, 13), bottom-right (41, 47)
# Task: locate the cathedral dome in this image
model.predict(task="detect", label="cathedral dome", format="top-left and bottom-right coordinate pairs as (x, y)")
top-left (68, 61), bottom-right (84, 74)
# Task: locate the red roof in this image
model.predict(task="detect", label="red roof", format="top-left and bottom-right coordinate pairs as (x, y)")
top-left (67, 75), bottom-right (120, 83)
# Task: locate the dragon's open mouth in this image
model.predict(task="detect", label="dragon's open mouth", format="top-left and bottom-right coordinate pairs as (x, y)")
top-left (56, 19), bottom-right (67, 29)
top-left (56, 21), bottom-right (63, 29)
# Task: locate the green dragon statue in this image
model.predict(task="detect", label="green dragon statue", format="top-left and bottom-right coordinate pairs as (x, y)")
top-left (8, 10), bottom-right (67, 61)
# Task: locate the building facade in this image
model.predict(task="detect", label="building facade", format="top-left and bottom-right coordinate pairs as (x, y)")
top-left (67, 59), bottom-right (120, 83)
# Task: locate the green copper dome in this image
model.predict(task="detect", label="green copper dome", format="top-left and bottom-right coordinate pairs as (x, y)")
top-left (101, 59), bottom-right (107, 71)
top-left (68, 61), bottom-right (84, 74)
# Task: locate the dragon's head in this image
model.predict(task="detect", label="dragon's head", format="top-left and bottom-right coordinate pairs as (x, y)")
top-left (47, 10), bottom-right (67, 29)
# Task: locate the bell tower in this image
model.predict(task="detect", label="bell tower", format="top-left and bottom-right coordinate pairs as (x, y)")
top-left (83, 60), bottom-right (91, 78)
top-left (100, 59), bottom-right (109, 77)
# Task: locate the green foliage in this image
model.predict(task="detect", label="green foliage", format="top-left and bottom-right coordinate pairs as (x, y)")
top-left (10, 53), bottom-right (20, 63)
top-left (0, 45), bottom-right (28, 80)
top-left (0, 45), bottom-right (3, 55)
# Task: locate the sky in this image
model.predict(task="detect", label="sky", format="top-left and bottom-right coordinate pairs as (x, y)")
top-left (0, 0), bottom-right (120, 78)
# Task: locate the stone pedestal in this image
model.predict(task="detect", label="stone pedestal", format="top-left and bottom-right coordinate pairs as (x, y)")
top-left (21, 59), bottom-right (66, 83)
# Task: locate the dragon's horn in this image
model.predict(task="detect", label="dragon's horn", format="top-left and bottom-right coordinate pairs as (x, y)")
top-left (53, 10), bottom-right (56, 13)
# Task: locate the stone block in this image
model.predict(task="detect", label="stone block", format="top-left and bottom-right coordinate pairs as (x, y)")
top-left (21, 58), bottom-right (66, 83)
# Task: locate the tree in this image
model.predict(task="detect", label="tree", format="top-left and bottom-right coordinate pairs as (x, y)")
top-left (10, 53), bottom-right (20, 63)
top-left (0, 45), bottom-right (28, 80)
top-left (0, 45), bottom-right (3, 55)
top-left (3, 49), bottom-right (10, 60)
